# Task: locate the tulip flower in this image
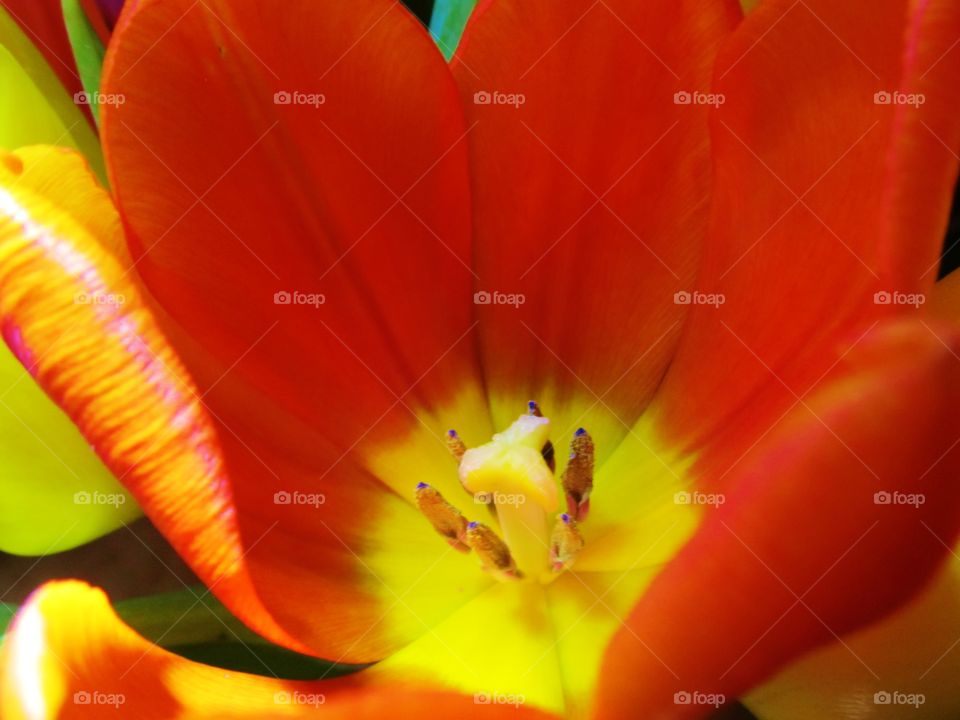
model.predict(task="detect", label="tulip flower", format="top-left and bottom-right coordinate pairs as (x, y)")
top-left (2, 0), bottom-right (960, 718)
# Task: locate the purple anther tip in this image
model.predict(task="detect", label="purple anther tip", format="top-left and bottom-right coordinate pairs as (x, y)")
top-left (560, 513), bottom-right (571, 524)
top-left (416, 482), bottom-right (429, 490)
top-left (468, 521), bottom-right (479, 529)
top-left (447, 429), bottom-right (458, 438)
top-left (575, 428), bottom-right (587, 436)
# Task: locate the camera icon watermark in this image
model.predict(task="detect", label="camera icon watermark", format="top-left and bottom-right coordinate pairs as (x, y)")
top-left (474, 491), bottom-right (526, 507)
top-left (674, 290), bottom-right (725, 308)
top-left (473, 691), bottom-right (526, 707)
top-left (273, 290), bottom-right (325, 308)
top-left (273, 691), bottom-right (326, 707)
top-left (273, 490), bottom-right (326, 508)
top-left (75, 291), bottom-right (126, 306)
top-left (74, 91), bottom-right (126, 107)
top-left (474, 290), bottom-right (525, 308)
top-left (873, 690), bottom-right (925, 707)
top-left (674, 490), bottom-right (725, 508)
top-left (873, 491), bottom-right (925, 508)
top-left (873, 290), bottom-right (925, 308)
top-left (273, 90), bottom-right (326, 108)
top-left (473, 90), bottom-right (526, 108)
top-left (73, 690), bottom-right (126, 707)
top-left (873, 91), bottom-right (925, 108)
top-left (673, 690), bottom-right (725, 708)
top-left (74, 491), bottom-right (127, 508)
top-left (674, 90), bottom-right (725, 107)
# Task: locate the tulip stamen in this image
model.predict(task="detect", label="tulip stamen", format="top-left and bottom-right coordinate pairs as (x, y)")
top-left (541, 439), bottom-right (556, 473)
top-left (418, 405), bottom-right (597, 582)
top-left (446, 429), bottom-right (466, 464)
top-left (561, 428), bottom-right (594, 521)
top-left (550, 513), bottom-right (584, 572)
top-left (414, 482), bottom-right (470, 553)
top-left (465, 521), bottom-right (523, 581)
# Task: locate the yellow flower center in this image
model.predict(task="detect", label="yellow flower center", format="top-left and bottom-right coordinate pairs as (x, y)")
top-left (415, 402), bottom-right (593, 585)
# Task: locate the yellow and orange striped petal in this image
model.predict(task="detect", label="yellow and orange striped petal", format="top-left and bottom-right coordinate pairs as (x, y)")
top-left (0, 145), bottom-right (306, 653)
top-left (0, 580), bottom-right (557, 720)
top-left (0, 144), bottom-right (136, 555)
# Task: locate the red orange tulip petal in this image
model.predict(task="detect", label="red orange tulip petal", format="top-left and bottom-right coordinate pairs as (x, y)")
top-left (749, 278), bottom-right (960, 713)
top-left (100, 0), bottom-right (506, 661)
top-left (0, 580), bottom-right (556, 720)
top-left (0, 145), bottom-right (307, 654)
top-left (656, 0), bottom-right (960, 453)
top-left (450, 0), bottom-right (741, 448)
top-left (595, 319), bottom-right (960, 717)
top-left (101, 0), bottom-right (482, 457)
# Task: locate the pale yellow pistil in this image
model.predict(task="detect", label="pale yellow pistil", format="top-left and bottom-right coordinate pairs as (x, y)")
top-left (459, 411), bottom-right (556, 580)
top-left (414, 403), bottom-right (594, 582)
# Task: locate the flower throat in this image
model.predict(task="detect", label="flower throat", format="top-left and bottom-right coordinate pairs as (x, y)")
top-left (415, 401), bottom-right (594, 584)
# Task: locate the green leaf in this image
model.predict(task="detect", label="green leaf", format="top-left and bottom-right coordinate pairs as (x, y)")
top-left (430, 0), bottom-right (477, 61)
top-left (0, 601), bottom-right (15, 638)
top-left (117, 587), bottom-right (366, 679)
top-left (61, 0), bottom-right (106, 126)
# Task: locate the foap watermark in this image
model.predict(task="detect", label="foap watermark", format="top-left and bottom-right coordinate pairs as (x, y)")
top-left (75, 291), bottom-right (126, 306)
top-left (874, 491), bottom-right (925, 508)
top-left (674, 90), bottom-right (725, 107)
top-left (474, 290), bottom-right (525, 308)
top-left (474, 491), bottom-right (526, 507)
top-left (473, 90), bottom-right (526, 108)
top-left (274, 691), bottom-right (326, 707)
top-left (674, 490), bottom-right (725, 508)
top-left (274, 90), bottom-right (326, 108)
top-left (74, 491), bottom-right (126, 508)
top-left (73, 691), bottom-right (126, 708)
top-left (74, 91), bottom-right (125, 107)
top-left (874, 691), bottom-right (925, 708)
top-left (473, 691), bottom-right (526, 708)
top-left (873, 290), bottom-right (925, 308)
top-left (274, 490), bottom-right (326, 508)
top-left (674, 290), bottom-right (725, 308)
top-left (674, 691), bottom-right (725, 708)
top-left (874, 91), bottom-right (925, 108)
top-left (274, 290), bottom-right (325, 308)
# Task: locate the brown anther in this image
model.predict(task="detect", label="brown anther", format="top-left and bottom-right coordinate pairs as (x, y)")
top-left (414, 483), bottom-right (469, 552)
top-left (541, 440), bottom-right (556, 473)
top-left (446, 430), bottom-right (466, 464)
top-left (527, 400), bottom-right (542, 417)
top-left (561, 428), bottom-right (594, 521)
top-left (550, 513), bottom-right (584, 572)
top-left (465, 521), bottom-right (523, 580)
